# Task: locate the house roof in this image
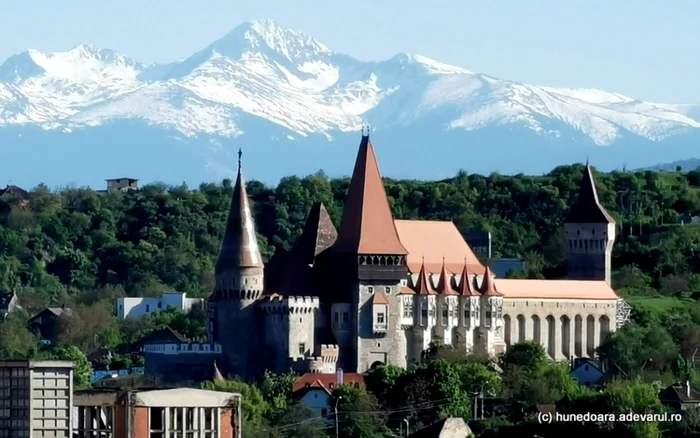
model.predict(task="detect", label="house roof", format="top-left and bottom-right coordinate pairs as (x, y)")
top-left (659, 383), bottom-right (700, 403)
top-left (456, 263), bottom-right (479, 296)
top-left (332, 134), bottom-right (408, 256)
top-left (135, 327), bottom-right (188, 347)
top-left (105, 178), bottom-right (139, 182)
top-left (394, 219), bottom-right (484, 275)
top-left (215, 151), bottom-right (264, 273)
top-left (566, 164), bottom-right (615, 224)
top-left (0, 185), bottom-right (29, 198)
top-left (372, 291), bottom-right (390, 305)
top-left (494, 279), bottom-right (619, 300)
top-left (292, 372), bottom-right (365, 393)
top-left (571, 358), bottom-right (602, 373)
top-left (30, 307), bottom-right (72, 322)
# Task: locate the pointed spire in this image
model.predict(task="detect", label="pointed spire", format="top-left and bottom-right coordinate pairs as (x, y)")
top-left (456, 258), bottom-right (479, 296)
top-left (414, 258), bottom-right (437, 295)
top-left (479, 266), bottom-right (502, 297)
top-left (436, 258), bottom-right (458, 295)
top-left (333, 133), bottom-right (408, 255)
top-left (212, 360), bottom-right (224, 382)
top-left (566, 163), bottom-right (615, 224)
top-left (215, 157), bottom-right (264, 274)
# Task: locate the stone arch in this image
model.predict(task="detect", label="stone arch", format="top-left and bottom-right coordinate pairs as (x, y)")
top-left (560, 315), bottom-right (571, 359)
top-left (586, 315), bottom-right (596, 357)
top-left (574, 315), bottom-right (583, 357)
top-left (531, 315), bottom-right (541, 344)
top-left (516, 314), bottom-right (526, 343)
top-left (546, 315), bottom-right (556, 359)
top-left (504, 315), bottom-right (511, 347)
top-left (599, 315), bottom-right (611, 342)
top-left (370, 361), bottom-right (384, 369)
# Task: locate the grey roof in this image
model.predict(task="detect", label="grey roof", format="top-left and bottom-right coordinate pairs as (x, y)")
top-left (659, 383), bottom-right (700, 403)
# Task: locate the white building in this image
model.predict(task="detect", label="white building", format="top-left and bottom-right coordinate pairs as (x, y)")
top-left (117, 292), bottom-right (203, 319)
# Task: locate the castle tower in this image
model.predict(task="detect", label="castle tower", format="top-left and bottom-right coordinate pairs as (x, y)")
top-left (330, 129), bottom-right (409, 372)
top-left (208, 149), bottom-right (265, 378)
top-left (475, 266), bottom-right (505, 356)
top-left (454, 261), bottom-right (480, 352)
top-left (565, 164), bottom-right (616, 284)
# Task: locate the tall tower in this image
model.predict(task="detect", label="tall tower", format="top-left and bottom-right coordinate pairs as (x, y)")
top-left (565, 164), bottom-right (616, 284)
top-left (330, 129), bottom-right (409, 372)
top-left (208, 149), bottom-right (265, 378)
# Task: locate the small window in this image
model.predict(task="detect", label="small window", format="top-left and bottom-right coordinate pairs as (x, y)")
top-left (368, 286), bottom-right (374, 294)
top-left (321, 408), bottom-right (328, 417)
top-left (146, 304), bottom-right (150, 312)
top-left (329, 383), bottom-right (334, 389)
top-left (385, 286), bottom-right (391, 294)
top-left (377, 313), bottom-right (385, 324)
top-left (577, 230), bottom-right (581, 235)
top-left (334, 313), bottom-right (339, 323)
top-left (298, 343), bottom-right (305, 355)
top-left (592, 229), bottom-right (596, 235)
top-left (343, 312), bottom-right (349, 323)
top-left (157, 302), bottom-right (162, 309)
top-left (585, 365), bottom-right (589, 371)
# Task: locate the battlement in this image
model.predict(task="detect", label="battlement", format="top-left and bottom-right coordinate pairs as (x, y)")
top-left (289, 355), bottom-right (337, 374)
top-left (260, 295), bottom-right (320, 314)
top-left (320, 344), bottom-right (339, 360)
top-left (141, 342), bottom-right (222, 355)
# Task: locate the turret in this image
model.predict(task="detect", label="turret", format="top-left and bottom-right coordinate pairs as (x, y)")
top-left (208, 149), bottom-right (265, 378)
top-left (565, 163), bottom-right (616, 284)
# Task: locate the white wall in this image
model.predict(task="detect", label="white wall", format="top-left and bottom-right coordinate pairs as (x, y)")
top-left (117, 292), bottom-right (203, 319)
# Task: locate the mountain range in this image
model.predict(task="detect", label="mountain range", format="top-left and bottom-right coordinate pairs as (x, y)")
top-left (0, 19), bottom-right (698, 189)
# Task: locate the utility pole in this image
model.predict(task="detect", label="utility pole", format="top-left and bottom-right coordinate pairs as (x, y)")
top-left (335, 396), bottom-right (342, 438)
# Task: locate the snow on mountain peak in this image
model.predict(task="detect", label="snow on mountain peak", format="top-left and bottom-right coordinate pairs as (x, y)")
top-left (0, 19), bottom-right (698, 147)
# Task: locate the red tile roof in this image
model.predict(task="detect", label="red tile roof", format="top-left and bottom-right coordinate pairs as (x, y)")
top-left (372, 291), bottom-right (390, 305)
top-left (495, 279), bottom-right (619, 300)
top-left (436, 259), bottom-right (458, 295)
top-left (292, 372), bottom-right (365, 393)
top-left (479, 266), bottom-right (503, 297)
top-left (333, 134), bottom-right (408, 255)
top-left (456, 262), bottom-right (480, 296)
top-left (414, 260), bottom-right (437, 295)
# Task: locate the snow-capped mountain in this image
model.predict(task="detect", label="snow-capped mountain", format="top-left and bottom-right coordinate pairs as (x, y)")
top-left (0, 19), bottom-right (698, 189)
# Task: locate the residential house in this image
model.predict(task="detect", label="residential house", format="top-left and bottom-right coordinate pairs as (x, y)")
top-left (117, 292), bottom-right (203, 319)
top-left (406, 418), bottom-right (472, 438)
top-left (570, 358), bottom-right (604, 387)
top-left (0, 184), bottom-right (29, 207)
top-left (292, 369), bottom-right (365, 418)
top-left (659, 381), bottom-right (700, 410)
top-left (73, 387), bottom-right (242, 437)
top-left (105, 178), bottom-right (139, 192)
top-left (29, 306), bottom-right (73, 342)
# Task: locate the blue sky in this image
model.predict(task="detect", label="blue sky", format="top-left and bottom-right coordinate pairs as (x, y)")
top-left (1, 0), bottom-right (698, 102)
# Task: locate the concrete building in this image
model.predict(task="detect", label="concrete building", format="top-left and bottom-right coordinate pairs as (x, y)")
top-left (0, 360), bottom-right (74, 438)
top-left (73, 387), bottom-right (242, 437)
top-left (162, 132), bottom-right (629, 381)
top-left (105, 178), bottom-right (139, 192)
top-left (117, 292), bottom-right (204, 319)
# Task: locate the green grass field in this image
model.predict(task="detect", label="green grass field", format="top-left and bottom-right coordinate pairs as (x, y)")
top-left (625, 294), bottom-right (697, 316)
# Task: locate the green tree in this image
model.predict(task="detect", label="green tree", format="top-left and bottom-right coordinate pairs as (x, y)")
top-left (50, 345), bottom-right (93, 389)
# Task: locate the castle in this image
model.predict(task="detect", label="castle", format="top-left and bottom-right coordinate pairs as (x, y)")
top-left (206, 133), bottom-right (626, 379)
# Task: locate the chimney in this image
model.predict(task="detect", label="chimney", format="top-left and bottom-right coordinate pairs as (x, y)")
top-left (687, 380), bottom-right (691, 398)
top-left (336, 368), bottom-right (344, 386)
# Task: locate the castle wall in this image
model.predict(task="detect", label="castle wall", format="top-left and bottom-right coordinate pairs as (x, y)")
top-left (503, 298), bottom-right (617, 361)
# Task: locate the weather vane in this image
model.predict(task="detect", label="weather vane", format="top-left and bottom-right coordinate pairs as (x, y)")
top-left (361, 122), bottom-right (370, 137)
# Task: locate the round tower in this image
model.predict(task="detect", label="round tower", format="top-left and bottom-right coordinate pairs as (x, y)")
top-left (209, 149), bottom-right (265, 379)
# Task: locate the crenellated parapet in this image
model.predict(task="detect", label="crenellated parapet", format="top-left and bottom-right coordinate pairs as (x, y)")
top-left (260, 295), bottom-right (320, 314)
top-left (320, 344), bottom-right (339, 363)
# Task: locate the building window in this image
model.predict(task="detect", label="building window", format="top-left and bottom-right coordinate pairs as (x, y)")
top-left (158, 302), bottom-right (162, 309)
top-left (421, 307), bottom-right (428, 326)
top-left (377, 313), bottom-right (385, 324)
top-left (368, 286), bottom-right (374, 294)
top-left (385, 286), bottom-right (391, 294)
top-left (76, 406), bottom-right (114, 437)
top-left (403, 302), bottom-right (413, 318)
top-left (146, 304), bottom-right (150, 312)
top-left (334, 313), bottom-right (339, 323)
top-left (299, 343), bottom-right (306, 355)
top-left (486, 310), bottom-right (491, 320)
top-left (149, 407), bottom-right (165, 438)
top-left (343, 312), bottom-right (349, 323)
top-left (441, 303), bottom-right (448, 326)
top-left (464, 304), bottom-right (470, 326)
top-left (321, 408), bottom-right (328, 417)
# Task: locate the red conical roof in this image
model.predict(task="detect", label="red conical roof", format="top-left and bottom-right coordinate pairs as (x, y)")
top-left (333, 134), bottom-right (408, 255)
top-left (479, 266), bottom-right (502, 297)
top-left (566, 163), bottom-right (615, 224)
top-left (436, 259), bottom-right (458, 295)
top-left (215, 151), bottom-right (264, 274)
top-left (456, 260), bottom-right (480, 296)
top-left (414, 259), bottom-right (437, 295)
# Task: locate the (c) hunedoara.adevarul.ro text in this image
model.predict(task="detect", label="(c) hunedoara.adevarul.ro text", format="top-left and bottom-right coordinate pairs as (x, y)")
top-left (538, 411), bottom-right (682, 424)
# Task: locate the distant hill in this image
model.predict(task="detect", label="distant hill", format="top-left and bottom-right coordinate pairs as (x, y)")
top-left (641, 158), bottom-right (700, 172)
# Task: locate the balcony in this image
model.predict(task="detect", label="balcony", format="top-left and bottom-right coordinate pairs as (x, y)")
top-left (373, 323), bottom-right (387, 333)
